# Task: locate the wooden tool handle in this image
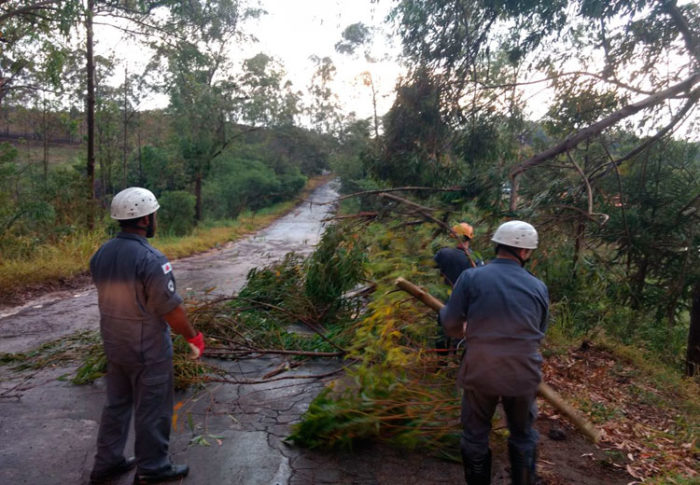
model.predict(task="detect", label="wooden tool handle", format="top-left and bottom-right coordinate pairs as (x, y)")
top-left (394, 276), bottom-right (601, 443)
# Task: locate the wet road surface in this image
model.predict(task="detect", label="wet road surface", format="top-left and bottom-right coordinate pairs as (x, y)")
top-left (0, 180), bottom-right (468, 485)
top-left (0, 181), bottom-right (338, 355)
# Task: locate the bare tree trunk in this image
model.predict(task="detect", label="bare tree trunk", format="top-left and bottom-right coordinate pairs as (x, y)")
top-left (122, 65), bottom-right (128, 189)
top-left (42, 99), bottom-right (48, 182)
top-left (137, 111), bottom-right (142, 184)
top-left (686, 282), bottom-right (700, 376)
top-left (631, 257), bottom-right (648, 310)
top-left (369, 75), bottom-right (379, 139)
top-left (195, 173), bottom-right (202, 221)
top-left (86, 0), bottom-right (96, 228)
top-left (509, 175), bottom-right (519, 212)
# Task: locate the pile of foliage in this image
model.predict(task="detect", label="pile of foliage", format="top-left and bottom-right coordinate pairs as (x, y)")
top-left (288, 221), bottom-right (464, 456)
top-left (2, 211), bottom-right (697, 481)
top-left (286, 216), bottom-right (698, 482)
top-left (0, 222), bottom-right (367, 391)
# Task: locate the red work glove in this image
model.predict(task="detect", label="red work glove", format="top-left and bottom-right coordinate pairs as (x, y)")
top-left (187, 332), bottom-right (205, 359)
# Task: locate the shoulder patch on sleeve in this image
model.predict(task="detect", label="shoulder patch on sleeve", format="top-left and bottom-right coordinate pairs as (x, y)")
top-left (162, 262), bottom-right (173, 274)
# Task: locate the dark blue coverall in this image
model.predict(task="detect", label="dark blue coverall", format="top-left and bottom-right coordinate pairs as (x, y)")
top-left (434, 247), bottom-right (483, 287)
top-left (439, 258), bottom-right (549, 481)
top-left (434, 247), bottom-right (483, 351)
top-left (90, 232), bottom-right (182, 475)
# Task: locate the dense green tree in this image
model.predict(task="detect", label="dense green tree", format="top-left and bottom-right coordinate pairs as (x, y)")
top-left (389, 0), bottom-right (698, 191)
top-left (237, 53), bottom-right (300, 127)
top-left (375, 67), bottom-right (455, 187)
top-left (307, 56), bottom-right (343, 135)
top-left (169, 68), bottom-right (232, 221)
top-left (127, 145), bottom-right (186, 195)
top-left (151, 1), bottom-right (259, 221)
top-left (388, 0), bottom-right (699, 373)
top-left (0, 0), bottom-right (80, 106)
top-left (232, 125), bottom-right (334, 176)
top-left (157, 190), bottom-right (196, 236)
top-left (331, 117), bottom-right (374, 192)
top-left (203, 156), bottom-right (281, 219)
top-left (334, 23), bottom-right (372, 55)
top-left (596, 139), bottom-right (699, 321)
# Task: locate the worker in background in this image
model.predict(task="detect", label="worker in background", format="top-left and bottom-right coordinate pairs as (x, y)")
top-left (434, 222), bottom-right (483, 352)
top-left (439, 221), bottom-right (549, 485)
top-left (89, 187), bottom-right (205, 485)
top-left (434, 222), bottom-right (483, 287)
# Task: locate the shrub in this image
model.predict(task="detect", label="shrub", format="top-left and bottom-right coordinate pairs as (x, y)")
top-left (158, 190), bottom-right (196, 236)
top-left (304, 224), bottom-right (367, 319)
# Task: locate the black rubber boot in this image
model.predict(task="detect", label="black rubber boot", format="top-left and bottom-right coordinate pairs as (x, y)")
top-left (508, 443), bottom-right (536, 485)
top-left (90, 457), bottom-right (136, 484)
top-left (133, 463), bottom-right (189, 484)
top-left (461, 448), bottom-right (492, 485)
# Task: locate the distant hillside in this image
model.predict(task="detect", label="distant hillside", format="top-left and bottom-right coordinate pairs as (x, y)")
top-left (0, 105), bottom-right (338, 178)
top-left (0, 106), bottom-right (173, 167)
top-left (0, 106), bottom-right (171, 146)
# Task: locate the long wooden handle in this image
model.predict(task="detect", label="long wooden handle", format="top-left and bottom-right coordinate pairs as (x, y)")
top-left (395, 276), bottom-right (445, 312)
top-left (394, 277), bottom-right (601, 444)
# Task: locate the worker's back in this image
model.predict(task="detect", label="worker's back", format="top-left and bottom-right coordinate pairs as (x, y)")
top-left (90, 232), bottom-right (181, 365)
top-left (434, 247), bottom-right (482, 286)
top-left (441, 258), bottom-right (548, 396)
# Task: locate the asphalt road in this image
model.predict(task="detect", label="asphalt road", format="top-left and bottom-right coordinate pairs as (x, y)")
top-left (0, 180), bottom-right (468, 485)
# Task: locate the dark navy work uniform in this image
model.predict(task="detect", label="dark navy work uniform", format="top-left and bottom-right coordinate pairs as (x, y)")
top-left (434, 247), bottom-right (483, 287)
top-left (434, 247), bottom-right (483, 351)
top-left (439, 258), bottom-right (549, 464)
top-left (90, 232), bottom-right (182, 475)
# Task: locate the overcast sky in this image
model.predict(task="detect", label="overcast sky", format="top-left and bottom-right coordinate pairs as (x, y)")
top-left (97, 0), bottom-right (404, 121)
top-left (243, 0), bottom-right (403, 119)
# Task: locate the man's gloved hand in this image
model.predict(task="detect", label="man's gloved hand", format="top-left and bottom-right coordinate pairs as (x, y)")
top-left (187, 332), bottom-right (205, 359)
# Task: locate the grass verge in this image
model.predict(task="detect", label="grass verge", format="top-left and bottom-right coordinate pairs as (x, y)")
top-left (0, 175), bottom-right (331, 303)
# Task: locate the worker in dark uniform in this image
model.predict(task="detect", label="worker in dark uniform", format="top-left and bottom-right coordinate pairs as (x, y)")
top-left (434, 222), bottom-right (483, 287)
top-left (89, 187), bottom-right (205, 485)
top-left (440, 221), bottom-right (549, 485)
top-left (434, 222), bottom-right (483, 352)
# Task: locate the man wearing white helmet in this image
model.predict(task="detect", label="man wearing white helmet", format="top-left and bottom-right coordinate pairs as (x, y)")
top-left (89, 187), bottom-right (205, 484)
top-left (440, 220), bottom-right (549, 485)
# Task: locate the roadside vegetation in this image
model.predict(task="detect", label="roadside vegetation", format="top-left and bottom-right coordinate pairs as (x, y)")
top-left (0, 173), bottom-right (330, 303)
top-left (2, 212), bottom-right (697, 481)
top-left (1, 0), bottom-right (698, 483)
top-left (283, 217), bottom-right (698, 482)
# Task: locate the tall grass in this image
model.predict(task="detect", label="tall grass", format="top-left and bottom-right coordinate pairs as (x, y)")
top-left (0, 230), bottom-right (104, 293)
top-left (0, 176), bottom-right (331, 301)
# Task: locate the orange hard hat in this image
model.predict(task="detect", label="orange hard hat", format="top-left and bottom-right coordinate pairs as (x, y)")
top-left (452, 222), bottom-right (474, 239)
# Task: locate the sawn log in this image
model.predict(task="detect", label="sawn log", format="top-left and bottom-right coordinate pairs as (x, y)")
top-left (394, 276), bottom-right (602, 444)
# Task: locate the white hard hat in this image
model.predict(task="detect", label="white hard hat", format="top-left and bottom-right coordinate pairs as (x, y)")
top-left (491, 220), bottom-right (538, 249)
top-left (110, 187), bottom-right (160, 220)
